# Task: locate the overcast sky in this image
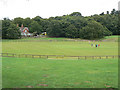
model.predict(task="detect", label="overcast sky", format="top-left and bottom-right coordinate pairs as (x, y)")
top-left (0, 0), bottom-right (119, 19)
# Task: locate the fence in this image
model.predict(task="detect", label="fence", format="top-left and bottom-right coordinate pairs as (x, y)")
top-left (0, 53), bottom-right (119, 60)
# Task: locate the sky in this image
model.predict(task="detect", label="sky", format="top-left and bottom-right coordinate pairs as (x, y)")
top-left (0, 0), bottom-right (119, 19)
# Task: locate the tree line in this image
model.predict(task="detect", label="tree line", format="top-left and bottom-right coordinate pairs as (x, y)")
top-left (1, 9), bottom-right (120, 39)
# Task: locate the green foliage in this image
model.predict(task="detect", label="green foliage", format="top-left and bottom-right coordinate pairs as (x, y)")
top-left (2, 18), bottom-right (21, 39)
top-left (79, 21), bottom-right (112, 39)
top-left (100, 12), bottom-right (104, 15)
top-left (2, 18), bottom-right (11, 39)
top-left (91, 14), bottom-right (118, 35)
top-left (32, 16), bottom-right (42, 22)
top-left (107, 11), bottom-right (109, 14)
top-left (69, 12), bottom-right (82, 16)
top-left (0, 20), bottom-right (2, 39)
top-left (111, 9), bottom-right (116, 15)
top-left (67, 16), bottom-right (87, 28)
top-left (65, 24), bottom-right (78, 38)
top-left (47, 20), bottom-right (63, 37)
top-left (29, 21), bottom-right (42, 34)
top-left (23, 17), bottom-right (32, 27)
top-left (47, 15), bottom-right (88, 38)
top-left (6, 24), bottom-right (21, 39)
top-left (13, 17), bottom-right (24, 27)
top-left (40, 19), bottom-right (50, 32)
top-left (103, 26), bottom-right (112, 36)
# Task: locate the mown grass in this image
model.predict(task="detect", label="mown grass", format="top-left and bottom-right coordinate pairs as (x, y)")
top-left (2, 38), bottom-right (118, 56)
top-left (2, 37), bottom-right (67, 42)
top-left (2, 36), bottom-right (118, 56)
top-left (2, 35), bottom-right (119, 88)
top-left (104, 35), bottom-right (119, 39)
top-left (2, 57), bottom-right (118, 88)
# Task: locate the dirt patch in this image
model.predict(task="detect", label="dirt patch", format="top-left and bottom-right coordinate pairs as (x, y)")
top-left (25, 86), bottom-right (34, 88)
top-left (43, 74), bottom-right (49, 77)
top-left (37, 84), bottom-right (48, 86)
top-left (104, 84), bottom-right (111, 88)
top-left (84, 81), bottom-right (91, 83)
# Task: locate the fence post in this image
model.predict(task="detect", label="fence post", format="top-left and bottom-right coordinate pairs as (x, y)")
top-left (119, 55), bottom-right (120, 58)
top-left (12, 54), bottom-right (15, 57)
top-left (2, 53), bottom-right (4, 57)
top-left (106, 56), bottom-right (108, 59)
top-left (6, 53), bottom-right (8, 57)
top-left (32, 55), bottom-right (34, 58)
top-left (85, 56), bottom-right (86, 59)
top-left (112, 56), bottom-right (114, 59)
top-left (19, 54), bottom-right (20, 58)
top-left (25, 55), bottom-right (27, 58)
top-left (78, 56), bottom-right (80, 60)
top-left (39, 55), bottom-right (41, 58)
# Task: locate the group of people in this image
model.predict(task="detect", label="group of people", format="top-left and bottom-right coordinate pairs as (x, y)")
top-left (91, 43), bottom-right (100, 48)
top-left (88, 41), bottom-right (100, 48)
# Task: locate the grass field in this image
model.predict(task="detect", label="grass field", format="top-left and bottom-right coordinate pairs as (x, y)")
top-left (2, 57), bottom-right (118, 88)
top-left (2, 35), bottom-right (119, 88)
top-left (2, 36), bottom-right (118, 56)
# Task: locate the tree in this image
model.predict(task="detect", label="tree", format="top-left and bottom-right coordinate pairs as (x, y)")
top-left (29, 21), bottom-right (42, 34)
top-left (65, 24), bottom-right (78, 38)
top-left (67, 16), bottom-right (88, 37)
top-left (0, 20), bottom-right (2, 39)
top-left (46, 20), bottom-right (62, 37)
top-left (46, 20), bottom-right (70, 37)
top-left (118, 11), bottom-right (120, 35)
top-left (79, 20), bottom-right (112, 39)
top-left (40, 19), bottom-right (50, 32)
top-left (23, 17), bottom-right (32, 27)
top-left (2, 18), bottom-right (11, 39)
top-left (91, 14), bottom-right (118, 35)
top-left (100, 12), bottom-right (104, 15)
top-left (111, 9), bottom-right (116, 15)
top-left (13, 17), bottom-right (24, 27)
top-left (32, 16), bottom-right (42, 22)
top-left (107, 11), bottom-right (109, 14)
top-left (6, 24), bottom-right (21, 39)
top-left (69, 12), bottom-right (82, 16)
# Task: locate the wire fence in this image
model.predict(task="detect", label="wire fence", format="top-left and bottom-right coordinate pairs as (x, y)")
top-left (0, 53), bottom-right (119, 60)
